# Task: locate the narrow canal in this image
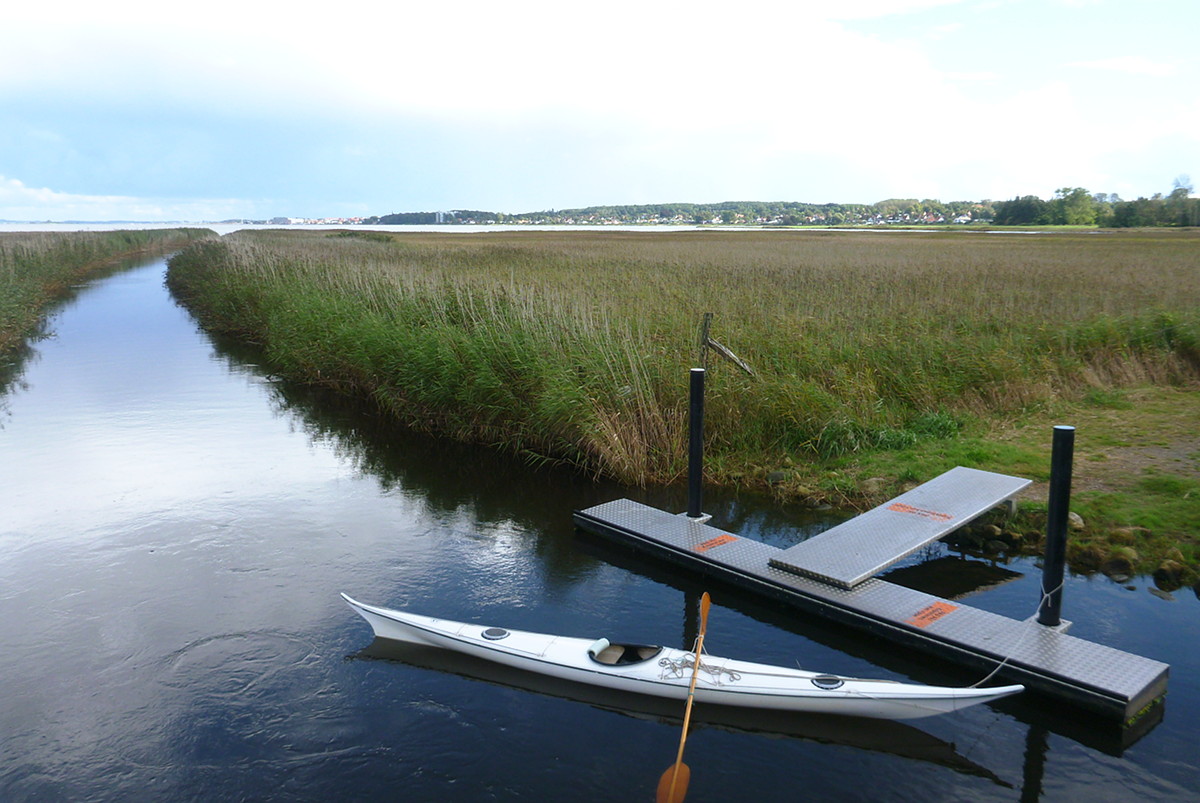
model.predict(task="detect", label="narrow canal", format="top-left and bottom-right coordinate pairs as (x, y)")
top-left (1, 253), bottom-right (1197, 800)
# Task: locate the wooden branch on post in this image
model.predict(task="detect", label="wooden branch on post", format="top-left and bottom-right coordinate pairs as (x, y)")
top-left (695, 312), bottom-right (754, 377)
top-left (705, 336), bottom-right (755, 376)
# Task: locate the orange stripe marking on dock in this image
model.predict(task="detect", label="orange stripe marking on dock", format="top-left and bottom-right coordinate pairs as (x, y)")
top-left (887, 502), bottom-right (954, 522)
top-left (694, 534), bottom-right (737, 552)
top-left (907, 601), bottom-right (959, 628)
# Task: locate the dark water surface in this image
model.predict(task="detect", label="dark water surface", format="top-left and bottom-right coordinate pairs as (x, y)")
top-left (1, 256), bottom-right (1197, 801)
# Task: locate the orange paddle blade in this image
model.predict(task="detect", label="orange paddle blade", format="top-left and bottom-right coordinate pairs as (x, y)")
top-left (656, 762), bottom-right (691, 803)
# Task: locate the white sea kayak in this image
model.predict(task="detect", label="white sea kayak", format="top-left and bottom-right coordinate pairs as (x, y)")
top-left (341, 594), bottom-right (1023, 720)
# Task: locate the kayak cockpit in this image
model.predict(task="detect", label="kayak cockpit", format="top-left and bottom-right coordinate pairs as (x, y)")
top-left (588, 638), bottom-right (663, 666)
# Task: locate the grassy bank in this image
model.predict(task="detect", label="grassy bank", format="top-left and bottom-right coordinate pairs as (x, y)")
top-left (166, 228), bottom-right (1200, 575)
top-left (0, 229), bottom-right (213, 355)
top-left (842, 384), bottom-right (1200, 579)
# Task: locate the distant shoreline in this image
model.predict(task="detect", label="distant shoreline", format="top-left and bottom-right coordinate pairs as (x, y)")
top-left (1, 220), bottom-right (1066, 237)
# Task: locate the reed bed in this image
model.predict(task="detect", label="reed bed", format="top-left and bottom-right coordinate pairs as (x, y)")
top-left (167, 228), bottom-right (1200, 486)
top-left (1, 229), bottom-right (212, 354)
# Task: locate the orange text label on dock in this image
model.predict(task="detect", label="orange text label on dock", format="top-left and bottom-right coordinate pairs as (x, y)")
top-left (907, 601), bottom-right (958, 628)
top-left (694, 534), bottom-right (737, 552)
top-left (887, 502), bottom-right (954, 522)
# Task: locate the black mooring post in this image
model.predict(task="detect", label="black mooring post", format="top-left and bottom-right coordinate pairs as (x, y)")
top-left (1037, 425), bottom-right (1075, 627)
top-left (686, 368), bottom-right (706, 519)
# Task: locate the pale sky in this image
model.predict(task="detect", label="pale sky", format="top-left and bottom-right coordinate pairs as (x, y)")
top-left (1, 0), bottom-right (1196, 221)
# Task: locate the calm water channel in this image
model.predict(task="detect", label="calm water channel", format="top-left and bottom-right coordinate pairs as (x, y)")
top-left (1, 253), bottom-right (1198, 801)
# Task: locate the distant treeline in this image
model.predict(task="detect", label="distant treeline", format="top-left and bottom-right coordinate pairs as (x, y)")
top-left (509, 199), bottom-right (995, 226)
top-left (368, 199), bottom-right (993, 226)
top-left (366, 178), bottom-right (1197, 228)
top-left (994, 180), bottom-right (1199, 227)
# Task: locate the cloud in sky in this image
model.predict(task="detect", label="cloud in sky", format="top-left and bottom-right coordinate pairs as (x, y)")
top-left (0, 174), bottom-right (248, 222)
top-left (1070, 56), bottom-right (1177, 77)
top-left (2, 0), bottom-right (1197, 220)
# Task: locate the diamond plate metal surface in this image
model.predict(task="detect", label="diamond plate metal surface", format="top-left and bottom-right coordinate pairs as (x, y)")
top-left (769, 467), bottom-right (1031, 588)
top-left (575, 496), bottom-right (1169, 718)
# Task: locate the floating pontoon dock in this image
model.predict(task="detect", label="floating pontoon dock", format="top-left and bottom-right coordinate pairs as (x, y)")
top-left (573, 467), bottom-right (1169, 725)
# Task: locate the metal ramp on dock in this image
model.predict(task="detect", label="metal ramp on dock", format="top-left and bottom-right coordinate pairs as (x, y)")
top-left (769, 467), bottom-right (1032, 588)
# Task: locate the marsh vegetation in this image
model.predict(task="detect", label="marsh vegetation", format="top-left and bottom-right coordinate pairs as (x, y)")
top-left (0, 229), bottom-right (212, 355)
top-left (168, 229), bottom-right (1198, 502)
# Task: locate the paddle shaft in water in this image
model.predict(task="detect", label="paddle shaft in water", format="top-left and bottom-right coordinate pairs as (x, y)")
top-left (658, 592), bottom-right (711, 803)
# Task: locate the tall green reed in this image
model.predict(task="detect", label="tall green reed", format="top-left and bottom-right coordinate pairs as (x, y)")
top-left (167, 229), bottom-right (1200, 485)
